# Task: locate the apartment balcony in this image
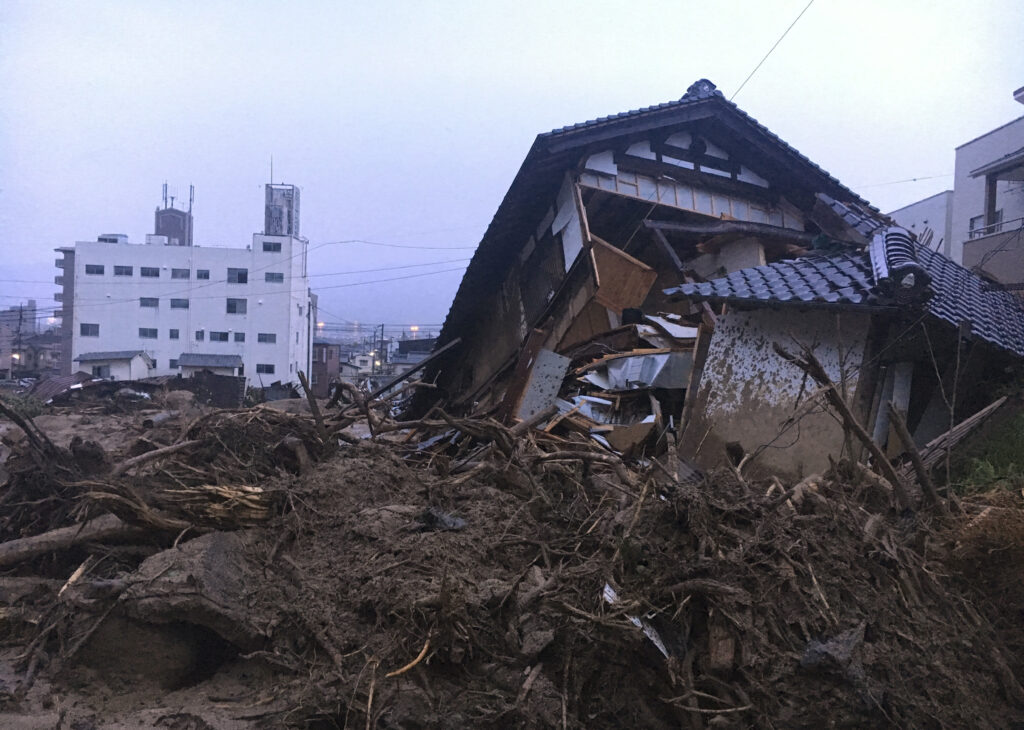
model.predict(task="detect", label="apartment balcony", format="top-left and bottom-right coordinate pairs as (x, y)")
top-left (55, 257), bottom-right (68, 268)
top-left (54, 275), bottom-right (64, 286)
top-left (962, 218), bottom-right (1024, 286)
top-left (53, 292), bottom-right (63, 302)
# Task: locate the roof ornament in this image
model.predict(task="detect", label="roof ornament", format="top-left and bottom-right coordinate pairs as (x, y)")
top-left (869, 226), bottom-right (932, 303)
top-left (682, 79), bottom-right (721, 101)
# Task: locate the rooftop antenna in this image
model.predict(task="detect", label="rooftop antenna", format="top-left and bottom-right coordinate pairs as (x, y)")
top-left (188, 184), bottom-right (195, 246)
top-left (270, 155), bottom-right (274, 185)
top-left (162, 182), bottom-right (168, 209)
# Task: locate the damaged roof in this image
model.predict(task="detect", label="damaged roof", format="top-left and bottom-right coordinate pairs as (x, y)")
top-left (670, 241), bottom-right (1024, 358)
top-left (430, 78), bottom-right (884, 373)
top-left (177, 353), bottom-right (244, 369)
top-left (74, 350), bottom-right (151, 362)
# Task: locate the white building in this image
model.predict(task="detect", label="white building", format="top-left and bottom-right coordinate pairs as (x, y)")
top-left (55, 184), bottom-right (314, 386)
top-left (889, 86), bottom-right (1024, 285)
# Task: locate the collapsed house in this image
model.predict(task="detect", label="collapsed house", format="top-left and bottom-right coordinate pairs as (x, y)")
top-left (421, 79), bottom-right (1024, 477)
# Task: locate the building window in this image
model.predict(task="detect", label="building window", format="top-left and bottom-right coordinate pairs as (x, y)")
top-left (170, 358), bottom-right (179, 369)
top-left (257, 332), bottom-right (276, 343)
top-left (265, 272), bottom-right (284, 283)
top-left (195, 329), bottom-right (205, 341)
top-left (210, 331), bottom-right (229, 342)
top-left (91, 365), bottom-right (110, 378)
top-left (227, 268), bottom-right (248, 284)
top-left (171, 268), bottom-right (190, 279)
top-left (114, 265), bottom-right (133, 276)
top-left (197, 269), bottom-right (210, 280)
top-left (80, 323), bottom-right (99, 337)
top-left (85, 264), bottom-right (104, 275)
top-left (311, 373), bottom-right (318, 385)
top-left (234, 332), bottom-right (245, 342)
top-left (140, 297), bottom-right (159, 308)
top-left (139, 327), bottom-right (157, 339)
top-left (169, 329), bottom-right (179, 340)
top-left (263, 241), bottom-right (282, 252)
top-left (256, 363), bottom-right (275, 374)
top-left (170, 298), bottom-right (189, 309)
top-left (140, 266), bottom-right (160, 278)
top-left (226, 298), bottom-right (247, 314)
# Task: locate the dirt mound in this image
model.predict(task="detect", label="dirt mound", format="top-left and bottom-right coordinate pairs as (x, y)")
top-left (2, 397), bottom-right (1024, 727)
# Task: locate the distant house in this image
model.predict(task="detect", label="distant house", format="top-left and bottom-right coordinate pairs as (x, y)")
top-left (74, 351), bottom-right (155, 380)
top-left (311, 340), bottom-right (342, 398)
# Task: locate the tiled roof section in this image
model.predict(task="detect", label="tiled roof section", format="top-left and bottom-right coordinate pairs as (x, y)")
top-left (817, 193), bottom-right (890, 239)
top-left (74, 350), bottom-right (148, 362)
top-left (669, 246), bottom-right (1024, 357)
top-left (676, 253), bottom-right (878, 307)
top-left (916, 246), bottom-right (1024, 357)
top-left (541, 79), bottom-right (876, 211)
top-left (177, 353), bottom-right (243, 368)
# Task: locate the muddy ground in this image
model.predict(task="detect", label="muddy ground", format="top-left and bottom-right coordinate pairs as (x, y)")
top-left (1, 399), bottom-right (1024, 728)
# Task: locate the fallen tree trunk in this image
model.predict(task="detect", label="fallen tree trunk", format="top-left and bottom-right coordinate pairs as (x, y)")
top-left (0, 515), bottom-right (149, 569)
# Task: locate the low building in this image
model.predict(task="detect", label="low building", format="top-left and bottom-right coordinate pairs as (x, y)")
top-left (55, 184), bottom-right (314, 386)
top-left (311, 340), bottom-right (342, 398)
top-left (74, 351), bottom-right (155, 380)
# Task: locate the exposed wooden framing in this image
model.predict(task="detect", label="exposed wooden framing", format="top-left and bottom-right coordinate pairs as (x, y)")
top-left (679, 324), bottom-right (713, 430)
top-left (573, 182), bottom-right (592, 248)
top-left (643, 218), bottom-right (816, 245)
top-left (650, 226), bottom-right (685, 272)
top-left (613, 152), bottom-right (778, 205)
top-left (652, 140), bottom-right (742, 177)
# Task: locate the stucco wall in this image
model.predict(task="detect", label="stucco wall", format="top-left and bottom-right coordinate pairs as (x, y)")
top-left (681, 308), bottom-right (871, 478)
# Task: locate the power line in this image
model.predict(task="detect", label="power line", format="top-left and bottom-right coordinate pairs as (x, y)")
top-left (857, 173), bottom-right (953, 190)
top-left (731, 0), bottom-right (816, 101)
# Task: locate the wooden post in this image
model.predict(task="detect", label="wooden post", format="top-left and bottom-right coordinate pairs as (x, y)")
top-left (773, 343), bottom-right (913, 510)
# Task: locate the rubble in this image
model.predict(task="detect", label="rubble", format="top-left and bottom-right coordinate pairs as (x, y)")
top-left (0, 381), bottom-right (1023, 728)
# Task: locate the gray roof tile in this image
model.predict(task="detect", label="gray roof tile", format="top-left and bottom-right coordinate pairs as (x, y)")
top-left (177, 353), bottom-right (243, 368)
top-left (668, 246), bottom-right (1024, 357)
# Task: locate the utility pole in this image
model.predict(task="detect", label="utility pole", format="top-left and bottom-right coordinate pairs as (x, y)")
top-left (12, 305), bottom-right (23, 378)
top-left (378, 324), bottom-right (386, 375)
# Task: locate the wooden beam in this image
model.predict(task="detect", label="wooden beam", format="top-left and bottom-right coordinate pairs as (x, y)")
top-left (613, 152), bottom-right (778, 205)
top-left (369, 338), bottom-right (462, 400)
top-left (652, 140), bottom-right (741, 176)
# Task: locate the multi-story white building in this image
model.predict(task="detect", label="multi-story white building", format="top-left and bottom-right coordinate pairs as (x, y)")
top-left (55, 184), bottom-right (314, 386)
top-left (889, 86), bottom-right (1024, 285)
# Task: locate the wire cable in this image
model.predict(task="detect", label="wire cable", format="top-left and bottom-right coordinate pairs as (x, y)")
top-left (731, 0), bottom-right (816, 101)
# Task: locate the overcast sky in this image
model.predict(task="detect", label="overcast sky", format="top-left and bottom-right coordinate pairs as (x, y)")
top-left (1, 0), bottom-right (1022, 335)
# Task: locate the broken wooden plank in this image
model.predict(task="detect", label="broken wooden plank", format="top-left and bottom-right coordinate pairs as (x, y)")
top-left (368, 337), bottom-right (462, 400)
top-left (0, 515), bottom-right (149, 569)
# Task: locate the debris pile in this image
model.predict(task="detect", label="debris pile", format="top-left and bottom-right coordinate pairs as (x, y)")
top-left (0, 390), bottom-right (1023, 727)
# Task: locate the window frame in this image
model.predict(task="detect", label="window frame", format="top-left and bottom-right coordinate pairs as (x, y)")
top-left (85, 264), bottom-right (104, 275)
top-left (113, 265), bottom-right (133, 276)
top-left (140, 266), bottom-right (160, 278)
top-left (226, 298), bottom-right (247, 314)
top-left (227, 267), bottom-right (248, 284)
top-left (138, 327), bottom-right (158, 339)
top-left (171, 268), bottom-right (191, 280)
top-left (80, 323), bottom-right (100, 337)
top-left (140, 297), bottom-right (159, 308)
